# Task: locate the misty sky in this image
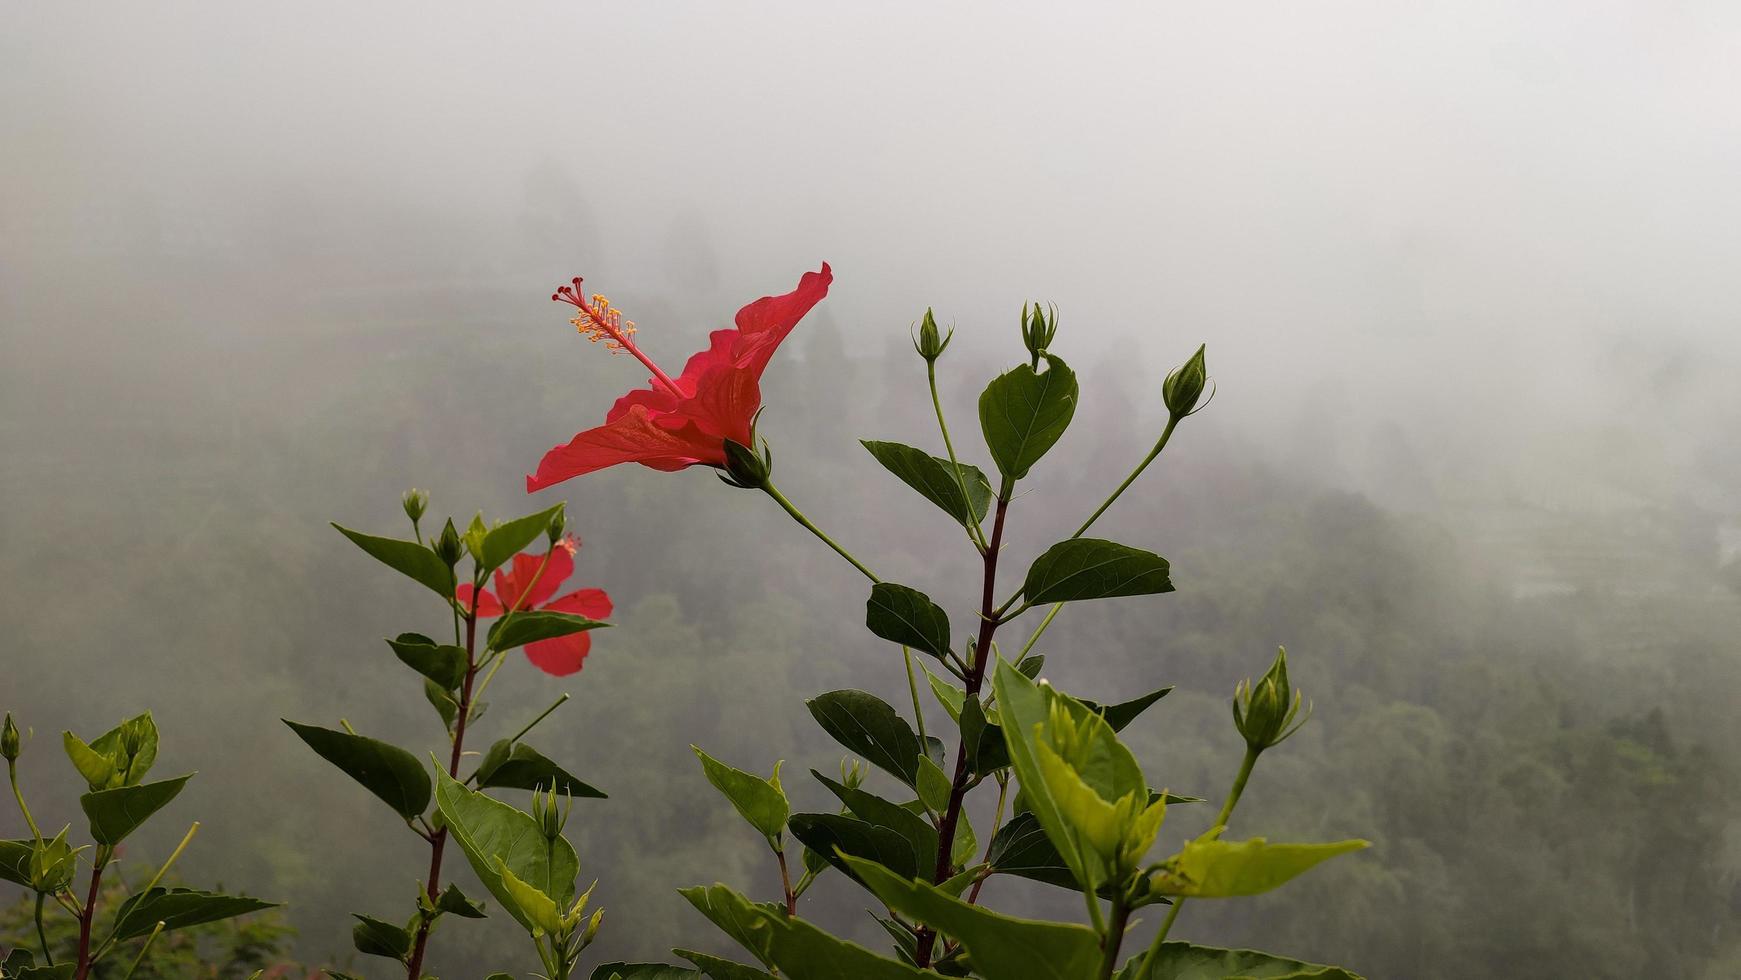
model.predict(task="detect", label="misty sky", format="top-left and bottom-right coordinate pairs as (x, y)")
top-left (4, 1), bottom-right (1740, 511)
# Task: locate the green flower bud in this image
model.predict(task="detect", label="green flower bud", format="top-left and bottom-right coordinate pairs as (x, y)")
top-left (532, 785), bottom-right (569, 840)
top-left (401, 488), bottom-right (429, 524)
top-left (433, 519), bottom-right (464, 568)
top-left (719, 438), bottom-right (773, 490)
top-left (912, 308), bottom-right (953, 363)
top-left (546, 504), bottom-right (568, 544)
top-left (462, 513), bottom-right (489, 561)
top-left (2, 713), bottom-right (19, 762)
top-left (1232, 647), bottom-right (1311, 751)
top-left (29, 830), bottom-right (79, 893)
top-left (580, 906), bottom-right (604, 948)
top-left (1021, 302), bottom-right (1058, 364)
top-left (841, 758), bottom-right (867, 793)
top-left (1162, 344), bottom-right (1208, 420)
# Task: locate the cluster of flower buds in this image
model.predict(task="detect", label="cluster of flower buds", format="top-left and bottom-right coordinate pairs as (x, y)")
top-left (1163, 344), bottom-right (1209, 421)
top-left (1232, 647), bottom-right (1311, 752)
top-left (1020, 302), bottom-right (1059, 364)
top-left (912, 308), bottom-right (954, 363)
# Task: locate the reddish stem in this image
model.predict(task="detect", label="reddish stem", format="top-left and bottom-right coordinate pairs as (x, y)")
top-left (405, 605), bottom-right (480, 980)
top-left (72, 862), bottom-right (103, 980)
top-left (776, 849), bottom-right (797, 917)
top-left (916, 492), bottom-right (1012, 967)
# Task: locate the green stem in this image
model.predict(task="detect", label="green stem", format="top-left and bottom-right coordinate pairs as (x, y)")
top-left (35, 893), bottom-right (53, 967)
top-left (929, 360), bottom-right (988, 551)
top-left (761, 481), bottom-right (880, 583)
top-left (506, 693), bottom-right (571, 746)
top-left (119, 922), bottom-right (165, 980)
top-left (8, 760), bottom-right (42, 841)
top-left (1097, 897), bottom-right (1132, 980)
top-left (1142, 744), bottom-right (1261, 964)
top-left (1016, 604), bottom-right (1063, 660)
top-left (902, 648), bottom-right (929, 745)
top-left (1072, 416), bottom-right (1178, 539)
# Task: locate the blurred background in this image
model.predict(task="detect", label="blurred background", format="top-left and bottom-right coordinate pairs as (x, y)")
top-left (3, 2), bottom-right (1738, 976)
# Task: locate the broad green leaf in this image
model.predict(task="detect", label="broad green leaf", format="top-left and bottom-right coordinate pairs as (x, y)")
top-left (436, 882), bottom-right (487, 918)
top-left (805, 690), bottom-right (922, 787)
top-left (0, 838), bottom-right (35, 887)
top-left (923, 666), bottom-right (965, 722)
top-left (475, 741), bottom-right (607, 798)
top-left (62, 732), bottom-right (116, 791)
top-left (787, 813), bottom-right (919, 880)
top-left (80, 774), bottom-right (192, 845)
top-left (333, 523), bottom-right (455, 599)
top-left (489, 610), bottom-right (608, 653)
top-left (951, 807), bottom-right (978, 869)
top-left (915, 755), bottom-right (952, 813)
top-left (678, 884), bottom-right (930, 980)
top-left (112, 887), bottom-right (275, 939)
top-left (1116, 941), bottom-right (1366, 980)
top-left (693, 746), bottom-right (789, 842)
top-left (283, 720), bottom-right (431, 820)
top-left (386, 632), bottom-right (467, 690)
top-left (1147, 834), bottom-right (1369, 898)
top-left (846, 856), bottom-right (1101, 980)
top-left (978, 353), bottom-right (1078, 480)
top-left (1021, 538), bottom-right (1173, 605)
top-left (1033, 741), bottom-right (1165, 872)
top-left (859, 440), bottom-right (992, 527)
top-left (424, 680), bottom-right (459, 731)
top-left (811, 771), bottom-right (937, 871)
top-left (481, 502), bottom-right (565, 575)
top-left (82, 712), bottom-right (158, 787)
top-left (676, 949), bottom-right (779, 980)
top-left (985, 812), bottom-right (1077, 889)
top-left (865, 583), bottom-right (952, 662)
top-left (351, 914), bottom-right (411, 962)
top-left (1081, 686), bottom-right (1174, 731)
top-left (433, 768), bottom-right (579, 933)
top-left (496, 858), bottom-right (563, 935)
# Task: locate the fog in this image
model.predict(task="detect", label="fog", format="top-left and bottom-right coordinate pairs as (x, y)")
top-left (3, 2), bottom-right (1739, 977)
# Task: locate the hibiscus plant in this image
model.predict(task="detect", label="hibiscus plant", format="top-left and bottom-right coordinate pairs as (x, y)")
top-left (287, 498), bottom-right (613, 979)
top-left (528, 266), bottom-right (1371, 980)
top-left (1, 711), bottom-right (277, 980)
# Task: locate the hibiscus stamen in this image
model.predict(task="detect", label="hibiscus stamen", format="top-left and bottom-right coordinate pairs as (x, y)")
top-left (553, 276), bottom-right (686, 397)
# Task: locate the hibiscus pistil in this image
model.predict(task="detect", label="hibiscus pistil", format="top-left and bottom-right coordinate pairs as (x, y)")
top-left (553, 277), bottom-right (685, 397)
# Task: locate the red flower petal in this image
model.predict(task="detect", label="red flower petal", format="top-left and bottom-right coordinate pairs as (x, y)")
top-left (493, 546), bottom-right (574, 611)
top-left (455, 584), bottom-right (504, 618)
top-left (543, 587), bottom-right (612, 620)
top-left (730, 263), bottom-right (832, 378)
top-left (524, 631), bottom-right (592, 676)
top-left (526, 405), bottom-right (734, 491)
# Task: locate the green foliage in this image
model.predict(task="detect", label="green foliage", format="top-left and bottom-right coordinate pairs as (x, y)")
top-left (80, 774), bottom-right (192, 845)
top-left (433, 768), bottom-right (580, 933)
top-left (978, 353), bottom-right (1078, 480)
top-left (1020, 538), bottom-right (1174, 605)
top-left (283, 720), bottom-right (431, 820)
top-left (859, 440), bottom-right (993, 528)
top-left (864, 583), bottom-right (953, 662)
top-left (691, 747), bottom-right (789, 844)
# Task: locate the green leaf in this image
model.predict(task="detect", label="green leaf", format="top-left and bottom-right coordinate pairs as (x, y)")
top-left (806, 690), bottom-right (923, 787)
top-left (80, 774), bottom-right (192, 845)
top-left (385, 632), bottom-right (467, 690)
top-left (81, 712), bottom-right (159, 788)
top-left (112, 887), bottom-right (276, 939)
top-left (1081, 686), bottom-right (1174, 731)
top-left (676, 949), bottom-right (779, 980)
top-left (978, 353), bottom-right (1078, 480)
top-left (333, 522), bottom-right (455, 599)
top-left (481, 502), bottom-right (565, 576)
top-left (846, 856), bottom-right (1102, 980)
top-left (1021, 538), bottom-right (1173, 605)
top-left (865, 583), bottom-right (953, 662)
top-left (1147, 834), bottom-right (1369, 898)
top-left (62, 732), bottom-right (116, 791)
top-left (859, 440), bottom-right (993, 527)
top-left (424, 680), bottom-right (459, 731)
top-left (810, 772), bottom-right (937, 872)
top-left (1116, 942), bottom-right (1366, 980)
top-left (489, 610), bottom-right (608, 653)
top-left (435, 883), bottom-right (487, 918)
top-left (694, 746), bottom-right (789, 842)
top-left (496, 857), bottom-right (563, 935)
top-left (915, 756), bottom-right (952, 813)
top-left (351, 914), bottom-right (412, 962)
top-left (433, 768), bottom-right (579, 933)
top-left (985, 812), bottom-right (1077, 889)
top-left (787, 813), bottom-right (920, 880)
top-left (283, 720), bottom-right (431, 820)
top-left (475, 741), bottom-right (607, 798)
top-left (923, 666), bottom-right (965, 722)
top-left (678, 884), bottom-right (930, 980)
top-left (0, 838), bottom-right (34, 887)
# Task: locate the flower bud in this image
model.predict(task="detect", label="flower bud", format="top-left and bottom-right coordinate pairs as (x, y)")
top-left (1232, 647), bottom-right (1311, 751)
top-left (462, 513), bottom-right (489, 561)
top-left (1021, 302), bottom-right (1058, 363)
top-left (546, 504), bottom-right (568, 544)
top-left (912, 309), bottom-right (953, 363)
top-left (2, 714), bottom-right (19, 762)
top-left (1163, 344), bottom-right (1208, 420)
top-left (433, 519), bottom-right (464, 568)
top-left (580, 906), bottom-right (604, 948)
top-left (840, 758), bottom-right (867, 792)
top-left (720, 438), bottom-right (773, 490)
top-left (532, 785), bottom-right (569, 840)
top-left (401, 488), bottom-right (429, 524)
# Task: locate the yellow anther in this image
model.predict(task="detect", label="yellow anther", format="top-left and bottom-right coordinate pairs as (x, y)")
top-left (570, 295), bottom-right (638, 354)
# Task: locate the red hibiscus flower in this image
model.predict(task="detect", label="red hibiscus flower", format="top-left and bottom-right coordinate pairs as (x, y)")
top-left (455, 536), bottom-right (611, 676)
top-left (526, 264), bottom-right (833, 492)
